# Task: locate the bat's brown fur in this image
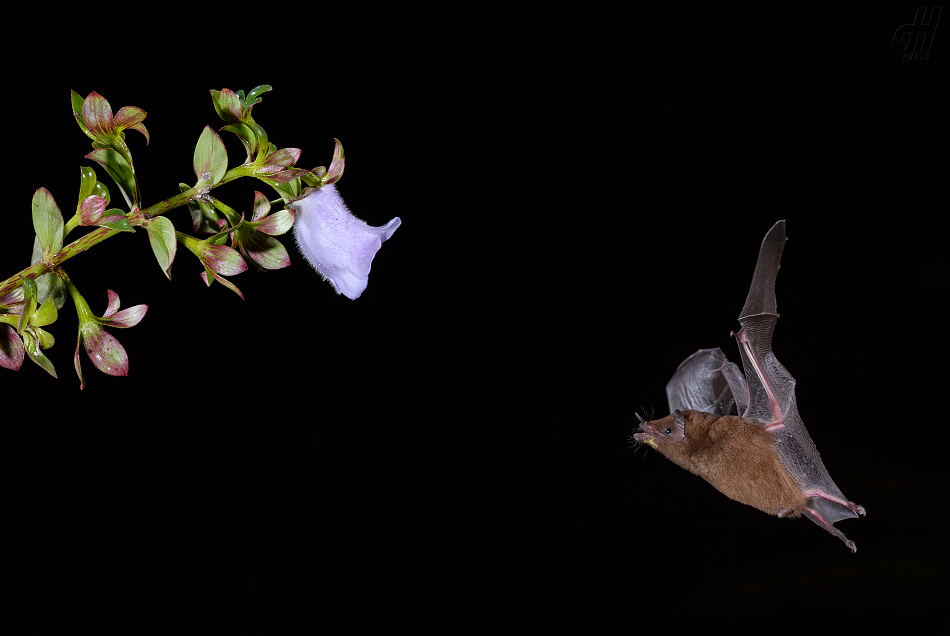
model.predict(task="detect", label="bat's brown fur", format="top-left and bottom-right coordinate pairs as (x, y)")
top-left (636, 410), bottom-right (806, 516)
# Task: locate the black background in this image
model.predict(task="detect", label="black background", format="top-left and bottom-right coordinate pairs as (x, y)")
top-left (4, 5), bottom-right (946, 629)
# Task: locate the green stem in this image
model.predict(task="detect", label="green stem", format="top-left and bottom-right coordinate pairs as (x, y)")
top-left (0, 178), bottom-right (240, 298)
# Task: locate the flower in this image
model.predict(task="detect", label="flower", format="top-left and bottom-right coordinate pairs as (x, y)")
top-left (69, 286), bottom-right (148, 389)
top-left (289, 184), bottom-right (400, 300)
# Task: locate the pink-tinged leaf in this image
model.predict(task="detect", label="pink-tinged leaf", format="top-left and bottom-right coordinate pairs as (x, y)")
top-left (244, 232), bottom-right (291, 270)
top-left (0, 324), bottom-right (25, 371)
top-left (74, 329), bottom-right (85, 389)
top-left (113, 105), bottom-right (147, 129)
top-left (102, 304), bottom-right (147, 328)
top-left (325, 138), bottom-right (345, 184)
top-left (209, 270), bottom-right (244, 299)
top-left (254, 209), bottom-right (295, 236)
top-left (211, 88), bottom-right (244, 124)
top-left (82, 91), bottom-right (114, 136)
top-left (199, 269), bottom-right (245, 300)
top-left (261, 148), bottom-right (301, 171)
top-left (79, 195), bottom-right (107, 225)
top-left (80, 322), bottom-right (129, 376)
top-left (126, 123), bottom-right (150, 144)
top-left (202, 244), bottom-right (247, 276)
top-left (104, 289), bottom-right (121, 317)
top-left (251, 191), bottom-right (271, 222)
top-left (266, 168), bottom-right (309, 184)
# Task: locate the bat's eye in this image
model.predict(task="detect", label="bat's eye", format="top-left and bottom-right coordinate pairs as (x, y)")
top-left (664, 427), bottom-right (673, 436)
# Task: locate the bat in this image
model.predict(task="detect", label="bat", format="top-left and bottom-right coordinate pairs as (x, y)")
top-left (633, 220), bottom-right (865, 551)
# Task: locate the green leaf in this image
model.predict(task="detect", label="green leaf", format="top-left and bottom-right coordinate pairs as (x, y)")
top-left (181, 183), bottom-right (221, 233)
top-left (71, 90), bottom-right (92, 139)
top-left (29, 236), bottom-right (66, 310)
top-left (245, 84), bottom-right (272, 107)
top-left (17, 277), bottom-right (38, 334)
top-left (193, 126), bottom-right (228, 188)
top-left (32, 188), bottom-right (64, 261)
top-left (23, 330), bottom-right (57, 378)
top-left (144, 217), bottom-right (177, 280)
top-left (78, 166), bottom-right (98, 204)
top-left (86, 148), bottom-right (137, 209)
top-left (101, 211), bottom-right (134, 233)
top-left (221, 122), bottom-right (257, 162)
top-left (93, 180), bottom-right (111, 205)
top-left (31, 296), bottom-right (59, 327)
top-left (268, 177), bottom-right (301, 203)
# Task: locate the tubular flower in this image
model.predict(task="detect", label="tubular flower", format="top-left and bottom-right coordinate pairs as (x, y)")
top-left (289, 184), bottom-right (400, 300)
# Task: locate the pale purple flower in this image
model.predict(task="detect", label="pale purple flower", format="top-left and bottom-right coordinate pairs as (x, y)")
top-left (289, 184), bottom-right (400, 300)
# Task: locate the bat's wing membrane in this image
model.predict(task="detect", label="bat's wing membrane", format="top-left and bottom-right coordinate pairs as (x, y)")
top-left (665, 348), bottom-right (746, 416)
top-left (734, 221), bottom-right (862, 547)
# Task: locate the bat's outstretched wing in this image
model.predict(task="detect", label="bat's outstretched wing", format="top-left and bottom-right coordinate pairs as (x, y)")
top-left (734, 220), bottom-right (864, 550)
top-left (665, 348), bottom-right (746, 416)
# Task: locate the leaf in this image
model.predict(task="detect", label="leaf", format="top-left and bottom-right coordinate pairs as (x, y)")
top-left (86, 147), bottom-right (137, 209)
top-left (202, 244), bottom-right (247, 276)
top-left (23, 330), bottom-right (57, 378)
top-left (254, 209), bottom-right (295, 236)
top-left (78, 166), bottom-right (98, 204)
top-left (267, 177), bottom-right (301, 203)
top-left (31, 298), bottom-right (58, 327)
top-left (79, 195), bottom-right (107, 225)
top-left (32, 188), bottom-right (64, 261)
top-left (325, 138), bottom-right (345, 184)
top-left (193, 126), bottom-right (228, 188)
top-left (93, 180), bottom-right (111, 205)
top-left (0, 323), bottom-right (25, 371)
top-left (30, 236), bottom-right (67, 309)
top-left (144, 217), bottom-right (177, 280)
top-left (81, 91), bottom-right (114, 137)
top-left (79, 322), bottom-right (128, 376)
top-left (245, 84), bottom-right (272, 107)
top-left (221, 122), bottom-right (257, 162)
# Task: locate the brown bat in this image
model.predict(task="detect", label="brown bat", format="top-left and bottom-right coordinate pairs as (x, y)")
top-left (633, 220), bottom-right (865, 551)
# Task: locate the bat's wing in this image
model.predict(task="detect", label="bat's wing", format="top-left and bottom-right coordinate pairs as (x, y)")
top-left (734, 220), bottom-right (864, 550)
top-left (665, 348), bottom-right (747, 416)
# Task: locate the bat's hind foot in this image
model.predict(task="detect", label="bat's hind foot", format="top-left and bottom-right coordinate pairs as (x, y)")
top-left (803, 488), bottom-right (865, 516)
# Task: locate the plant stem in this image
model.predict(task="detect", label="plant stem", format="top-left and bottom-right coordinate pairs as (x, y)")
top-left (0, 178), bottom-right (232, 298)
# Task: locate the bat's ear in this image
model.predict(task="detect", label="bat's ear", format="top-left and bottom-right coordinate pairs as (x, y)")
top-left (673, 409), bottom-right (687, 434)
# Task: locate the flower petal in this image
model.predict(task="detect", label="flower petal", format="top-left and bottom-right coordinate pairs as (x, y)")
top-left (289, 184), bottom-right (400, 300)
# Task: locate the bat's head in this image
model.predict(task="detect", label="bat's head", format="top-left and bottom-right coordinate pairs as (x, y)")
top-left (632, 409), bottom-right (719, 463)
top-left (632, 409), bottom-right (686, 451)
